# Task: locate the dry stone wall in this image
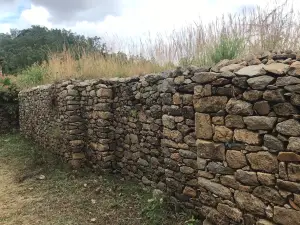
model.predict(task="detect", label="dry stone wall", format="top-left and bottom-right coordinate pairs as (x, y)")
top-left (19, 50), bottom-right (300, 225)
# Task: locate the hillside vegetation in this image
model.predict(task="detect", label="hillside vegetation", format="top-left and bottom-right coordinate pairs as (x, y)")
top-left (0, 0), bottom-right (300, 89)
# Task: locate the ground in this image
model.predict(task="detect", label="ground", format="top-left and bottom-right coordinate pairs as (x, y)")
top-left (0, 133), bottom-right (198, 225)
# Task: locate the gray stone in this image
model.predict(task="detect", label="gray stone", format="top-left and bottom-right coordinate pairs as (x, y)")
top-left (198, 177), bottom-right (232, 199)
top-left (284, 84), bottom-right (300, 93)
top-left (207, 162), bottom-right (234, 175)
top-left (243, 90), bottom-right (263, 101)
top-left (235, 170), bottom-right (259, 186)
top-left (247, 76), bottom-right (274, 90)
top-left (256, 219), bottom-right (275, 225)
top-left (264, 134), bottom-right (284, 152)
top-left (192, 72), bottom-right (219, 84)
top-left (277, 179), bottom-right (300, 192)
top-left (291, 93), bottom-right (300, 106)
top-left (287, 137), bottom-right (300, 153)
top-left (243, 116), bottom-right (276, 130)
top-left (235, 64), bottom-right (266, 77)
top-left (234, 191), bottom-right (266, 216)
top-left (180, 166), bottom-right (194, 174)
top-left (263, 89), bottom-right (285, 102)
top-left (232, 77), bottom-right (248, 88)
top-left (137, 158), bottom-right (149, 167)
top-left (273, 207), bottom-right (300, 225)
top-left (276, 119), bottom-right (300, 136)
top-left (226, 99), bottom-right (253, 115)
top-left (247, 152), bottom-right (278, 173)
top-left (253, 186), bottom-right (285, 205)
top-left (162, 115), bottom-right (175, 129)
top-left (217, 203), bottom-right (243, 223)
top-left (194, 85), bottom-right (211, 97)
top-left (253, 101), bottom-right (271, 115)
top-left (276, 76), bottom-right (300, 86)
top-left (273, 103), bottom-right (298, 116)
top-left (179, 150), bottom-right (197, 159)
top-left (220, 64), bottom-right (243, 72)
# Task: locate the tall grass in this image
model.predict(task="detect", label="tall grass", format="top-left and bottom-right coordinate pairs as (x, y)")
top-left (17, 0), bottom-right (300, 88)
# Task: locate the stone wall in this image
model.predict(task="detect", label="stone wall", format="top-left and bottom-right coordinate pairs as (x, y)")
top-left (19, 51), bottom-right (300, 225)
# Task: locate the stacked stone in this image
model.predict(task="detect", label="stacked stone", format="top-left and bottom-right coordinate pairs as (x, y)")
top-left (19, 50), bottom-right (300, 225)
top-left (192, 51), bottom-right (300, 224)
top-left (84, 80), bottom-right (114, 169)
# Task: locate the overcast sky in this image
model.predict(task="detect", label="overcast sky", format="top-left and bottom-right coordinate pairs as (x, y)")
top-left (0, 0), bottom-right (297, 41)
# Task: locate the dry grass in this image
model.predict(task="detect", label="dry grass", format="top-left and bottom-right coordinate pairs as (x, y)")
top-left (0, 133), bottom-right (196, 225)
top-left (16, 0), bottom-right (300, 89)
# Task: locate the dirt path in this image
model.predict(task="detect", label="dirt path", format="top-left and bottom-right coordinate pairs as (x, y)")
top-left (0, 159), bottom-right (41, 225)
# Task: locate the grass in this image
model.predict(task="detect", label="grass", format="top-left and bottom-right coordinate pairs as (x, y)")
top-left (0, 133), bottom-right (198, 225)
top-left (15, 0), bottom-right (300, 89)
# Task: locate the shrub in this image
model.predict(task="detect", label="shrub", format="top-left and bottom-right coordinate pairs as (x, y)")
top-left (17, 63), bottom-right (47, 88)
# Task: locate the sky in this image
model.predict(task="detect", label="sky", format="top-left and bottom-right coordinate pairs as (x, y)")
top-left (0, 0), bottom-right (297, 42)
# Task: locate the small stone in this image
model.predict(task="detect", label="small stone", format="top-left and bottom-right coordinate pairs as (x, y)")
top-left (137, 158), bottom-right (149, 167)
top-left (225, 115), bottom-right (245, 128)
top-left (273, 207), bottom-right (300, 225)
top-left (288, 163), bottom-right (300, 182)
top-left (234, 191), bottom-right (266, 216)
top-left (212, 116), bottom-right (224, 125)
top-left (194, 96), bottom-right (228, 113)
top-left (243, 116), bottom-right (276, 130)
top-left (257, 172), bottom-right (276, 186)
top-left (276, 119), bottom-right (300, 136)
top-left (232, 77), bottom-right (248, 88)
top-left (264, 63), bottom-right (289, 75)
top-left (247, 152), bottom-right (278, 173)
top-left (253, 101), bottom-right (270, 115)
top-left (163, 128), bottom-right (183, 142)
top-left (235, 64), bottom-right (266, 77)
top-left (192, 72), bottom-right (219, 84)
top-left (196, 140), bottom-right (225, 161)
top-left (207, 162), bottom-right (234, 175)
top-left (198, 177), bottom-right (232, 199)
top-left (226, 99), bottom-right (253, 115)
top-left (287, 137), bottom-right (300, 153)
top-left (234, 129), bottom-right (261, 145)
top-left (253, 186), bottom-right (285, 205)
top-left (288, 61), bottom-right (300, 76)
top-left (180, 166), bottom-right (194, 174)
top-left (243, 90), bottom-right (263, 101)
top-left (220, 64), bottom-right (243, 72)
top-left (277, 179), bottom-right (300, 192)
top-left (194, 85), bottom-right (211, 97)
top-left (217, 203), bottom-right (243, 223)
top-left (226, 150), bottom-right (247, 169)
top-left (263, 89), bottom-right (285, 102)
top-left (276, 76), bottom-right (300, 86)
top-left (182, 186), bottom-right (197, 197)
top-left (195, 113), bottom-right (213, 139)
top-left (291, 93), bottom-right (300, 106)
top-left (38, 175), bottom-right (46, 180)
top-left (213, 126), bottom-right (233, 142)
top-left (278, 152), bottom-right (300, 162)
top-left (285, 84), bottom-right (300, 93)
top-left (235, 170), bottom-right (259, 186)
top-left (273, 103), bottom-right (298, 116)
top-left (162, 115), bottom-right (175, 129)
top-left (247, 76), bottom-right (274, 90)
top-left (264, 134), bottom-right (284, 152)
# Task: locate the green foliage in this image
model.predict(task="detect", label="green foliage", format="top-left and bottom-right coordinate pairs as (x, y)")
top-left (0, 25), bottom-right (106, 74)
top-left (141, 197), bottom-right (166, 225)
top-left (18, 63), bottom-right (47, 87)
top-left (209, 34), bottom-right (245, 64)
top-left (184, 216), bottom-right (200, 225)
top-left (0, 76), bottom-right (19, 119)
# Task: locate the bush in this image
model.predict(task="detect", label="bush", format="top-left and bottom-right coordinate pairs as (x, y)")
top-left (18, 63), bottom-right (47, 88)
top-left (209, 34), bottom-right (245, 64)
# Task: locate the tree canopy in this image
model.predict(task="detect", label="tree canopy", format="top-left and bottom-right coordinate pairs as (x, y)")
top-left (0, 25), bottom-right (106, 74)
